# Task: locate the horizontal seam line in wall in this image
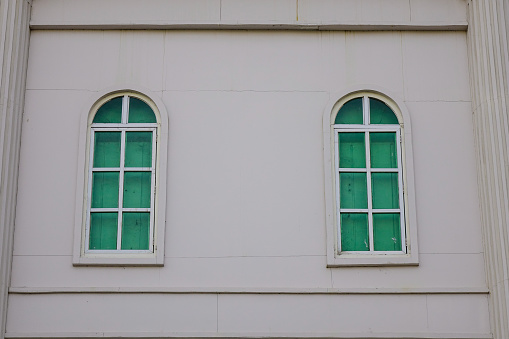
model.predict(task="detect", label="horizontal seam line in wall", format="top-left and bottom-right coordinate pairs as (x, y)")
top-left (28, 21), bottom-right (469, 31)
top-left (3, 331), bottom-right (493, 339)
top-left (12, 254), bottom-right (327, 258)
top-left (8, 287), bottom-right (490, 295)
top-left (418, 252), bottom-right (484, 255)
top-left (403, 100), bottom-right (472, 103)
top-left (24, 89), bottom-right (329, 93)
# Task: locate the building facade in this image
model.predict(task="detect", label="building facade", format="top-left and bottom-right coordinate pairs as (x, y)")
top-left (0, 0), bottom-right (508, 338)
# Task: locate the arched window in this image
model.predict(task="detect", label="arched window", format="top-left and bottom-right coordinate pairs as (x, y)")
top-left (73, 90), bottom-right (168, 266)
top-left (324, 90), bottom-right (418, 266)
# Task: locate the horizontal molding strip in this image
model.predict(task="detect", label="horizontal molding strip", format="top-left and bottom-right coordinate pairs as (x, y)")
top-left (3, 331), bottom-right (493, 339)
top-left (8, 286), bottom-right (489, 294)
top-left (29, 21), bottom-right (468, 31)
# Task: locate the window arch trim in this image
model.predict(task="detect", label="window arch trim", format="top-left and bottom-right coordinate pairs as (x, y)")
top-left (323, 87), bottom-right (418, 267)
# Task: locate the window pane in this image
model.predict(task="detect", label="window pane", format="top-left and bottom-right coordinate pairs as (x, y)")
top-left (121, 212), bottom-right (150, 250)
top-left (370, 132), bottom-right (397, 168)
top-left (373, 213), bottom-right (402, 251)
top-left (335, 98), bottom-right (363, 124)
top-left (123, 172), bottom-right (151, 208)
top-left (370, 98), bottom-right (398, 124)
top-left (91, 172), bottom-right (119, 208)
top-left (371, 172), bottom-right (399, 209)
top-left (94, 132), bottom-right (121, 168)
top-left (341, 213), bottom-right (369, 251)
top-left (89, 212), bottom-right (118, 250)
top-left (340, 173), bottom-right (367, 209)
top-left (125, 132), bottom-right (152, 167)
top-left (93, 97), bottom-right (122, 123)
top-left (128, 98), bottom-right (157, 123)
top-left (339, 133), bottom-right (366, 168)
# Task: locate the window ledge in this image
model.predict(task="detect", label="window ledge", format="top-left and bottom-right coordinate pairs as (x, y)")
top-left (72, 254), bottom-right (163, 267)
top-left (327, 253), bottom-right (419, 267)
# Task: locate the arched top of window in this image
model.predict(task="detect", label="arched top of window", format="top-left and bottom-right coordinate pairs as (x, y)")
top-left (334, 95), bottom-right (399, 125)
top-left (92, 94), bottom-right (158, 124)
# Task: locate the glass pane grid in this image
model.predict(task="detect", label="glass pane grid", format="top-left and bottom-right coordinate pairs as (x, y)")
top-left (87, 100), bottom-right (157, 253)
top-left (335, 101), bottom-right (405, 253)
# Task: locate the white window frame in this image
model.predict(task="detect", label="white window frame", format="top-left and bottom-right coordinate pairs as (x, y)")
top-left (323, 88), bottom-right (419, 266)
top-left (73, 88), bottom-right (168, 266)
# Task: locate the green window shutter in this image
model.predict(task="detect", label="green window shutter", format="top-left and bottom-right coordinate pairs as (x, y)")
top-left (121, 213), bottom-right (150, 250)
top-left (373, 213), bottom-right (402, 251)
top-left (341, 213), bottom-right (369, 251)
top-left (128, 98), bottom-right (157, 123)
top-left (369, 98), bottom-right (398, 124)
top-left (125, 132), bottom-right (152, 167)
top-left (93, 132), bottom-right (121, 168)
top-left (370, 132), bottom-right (397, 168)
top-left (91, 172), bottom-right (120, 208)
top-left (340, 172), bottom-right (368, 209)
top-left (336, 95), bottom-right (405, 254)
top-left (335, 97), bottom-right (363, 124)
top-left (339, 132), bottom-right (366, 168)
top-left (89, 213), bottom-right (118, 250)
top-left (88, 94), bottom-right (157, 252)
top-left (123, 172), bottom-right (152, 208)
top-left (371, 172), bottom-right (399, 209)
top-left (93, 97), bottom-right (122, 123)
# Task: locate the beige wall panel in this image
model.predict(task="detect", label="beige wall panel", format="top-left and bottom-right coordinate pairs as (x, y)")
top-left (13, 90), bottom-right (92, 256)
top-left (331, 253), bottom-right (486, 289)
top-left (6, 294), bottom-right (217, 333)
top-left (30, 0), bottom-right (467, 28)
top-left (10, 254), bottom-right (486, 290)
top-left (163, 31), bottom-right (345, 92)
top-left (218, 294), bottom-right (427, 333)
top-left (426, 294), bottom-right (490, 334)
top-left (163, 90), bottom-right (328, 258)
top-left (27, 31), bottom-right (165, 91)
top-left (344, 31), bottom-right (404, 98)
top-left (408, 101), bottom-right (483, 254)
top-left (30, 0), bottom-right (221, 23)
top-left (298, 0), bottom-right (411, 24)
top-left (10, 255), bottom-right (331, 289)
top-left (221, 0), bottom-right (297, 22)
top-left (402, 31), bottom-right (470, 101)
top-left (217, 294), bottom-right (488, 335)
top-left (410, 0), bottom-right (467, 23)
top-left (12, 30), bottom-right (483, 295)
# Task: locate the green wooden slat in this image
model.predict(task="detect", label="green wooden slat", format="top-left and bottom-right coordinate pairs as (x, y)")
top-left (93, 97), bottom-right (122, 123)
top-left (94, 132), bottom-right (121, 168)
top-left (121, 212), bottom-right (150, 250)
top-left (335, 97), bottom-right (363, 124)
top-left (128, 97), bottom-right (157, 123)
top-left (125, 131), bottom-right (152, 168)
top-left (370, 132), bottom-right (397, 168)
top-left (339, 132), bottom-right (366, 168)
top-left (89, 213), bottom-right (118, 250)
top-left (341, 213), bottom-right (369, 251)
top-left (373, 213), bottom-right (402, 251)
top-left (340, 172), bottom-right (368, 209)
top-left (371, 172), bottom-right (399, 209)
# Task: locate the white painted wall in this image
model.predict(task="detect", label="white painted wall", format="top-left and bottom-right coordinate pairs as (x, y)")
top-left (7, 19), bottom-right (488, 339)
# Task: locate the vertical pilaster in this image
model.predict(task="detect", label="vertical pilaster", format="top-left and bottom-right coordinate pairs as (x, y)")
top-left (467, 0), bottom-right (509, 337)
top-left (0, 0), bottom-right (31, 338)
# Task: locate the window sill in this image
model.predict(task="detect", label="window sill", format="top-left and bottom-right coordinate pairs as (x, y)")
top-left (72, 253), bottom-right (163, 266)
top-left (327, 253), bottom-right (419, 267)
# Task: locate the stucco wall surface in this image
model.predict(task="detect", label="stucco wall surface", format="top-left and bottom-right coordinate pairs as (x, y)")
top-left (7, 30), bottom-right (488, 337)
